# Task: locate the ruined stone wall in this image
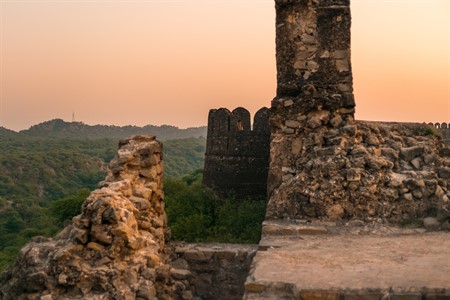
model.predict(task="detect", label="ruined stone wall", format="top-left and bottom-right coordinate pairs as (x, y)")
top-left (172, 243), bottom-right (257, 300)
top-left (267, 0), bottom-right (450, 224)
top-left (203, 107), bottom-right (270, 198)
top-left (0, 135), bottom-right (192, 299)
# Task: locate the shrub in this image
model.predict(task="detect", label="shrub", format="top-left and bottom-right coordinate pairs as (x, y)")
top-left (49, 189), bottom-right (90, 225)
top-left (164, 171), bottom-right (266, 244)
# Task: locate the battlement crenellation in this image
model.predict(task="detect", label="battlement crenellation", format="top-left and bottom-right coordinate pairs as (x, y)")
top-left (203, 107), bottom-right (270, 198)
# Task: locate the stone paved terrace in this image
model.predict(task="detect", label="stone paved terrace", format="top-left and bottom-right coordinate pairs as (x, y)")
top-left (244, 221), bottom-right (450, 300)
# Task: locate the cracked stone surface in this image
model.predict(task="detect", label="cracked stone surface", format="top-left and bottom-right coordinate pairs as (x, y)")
top-left (245, 222), bottom-right (450, 299)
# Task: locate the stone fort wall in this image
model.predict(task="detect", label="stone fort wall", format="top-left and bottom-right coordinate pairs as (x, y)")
top-left (203, 107), bottom-right (270, 198)
top-left (430, 122), bottom-right (450, 143)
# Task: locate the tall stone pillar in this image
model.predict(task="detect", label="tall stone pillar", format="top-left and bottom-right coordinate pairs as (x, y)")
top-left (268, 0), bottom-right (355, 209)
top-left (274, 0), bottom-right (354, 109)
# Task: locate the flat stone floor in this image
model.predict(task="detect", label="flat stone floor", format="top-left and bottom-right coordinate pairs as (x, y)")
top-left (245, 221), bottom-right (450, 299)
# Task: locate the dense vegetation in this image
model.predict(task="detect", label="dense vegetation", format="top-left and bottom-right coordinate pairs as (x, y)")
top-left (0, 133), bottom-right (206, 271)
top-left (0, 127), bottom-right (16, 138)
top-left (165, 171), bottom-right (266, 244)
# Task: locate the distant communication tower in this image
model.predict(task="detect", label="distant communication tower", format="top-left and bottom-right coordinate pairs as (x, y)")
top-left (72, 112), bottom-right (75, 122)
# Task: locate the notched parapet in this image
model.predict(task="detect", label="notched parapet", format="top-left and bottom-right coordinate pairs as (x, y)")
top-left (203, 107), bottom-right (270, 198)
top-left (428, 122), bottom-right (450, 143)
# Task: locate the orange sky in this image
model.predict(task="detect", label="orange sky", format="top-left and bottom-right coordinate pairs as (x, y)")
top-left (0, 0), bottom-right (449, 131)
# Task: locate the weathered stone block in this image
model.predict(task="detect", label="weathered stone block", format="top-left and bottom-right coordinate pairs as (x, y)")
top-left (286, 120), bottom-right (301, 129)
top-left (129, 196), bottom-right (151, 210)
top-left (426, 293), bottom-right (450, 300)
top-left (326, 203), bottom-right (344, 220)
top-left (217, 250), bottom-right (237, 260)
top-left (171, 269), bottom-right (191, 280)
top-left (343, 293), bottom-right (383, 300)
top-left (184, 250), bottom-right (214, 262)
top-left (139, 168), bottom-right (158, 180)
top-left (133, 187), bottom-right (153, 199)
top-left (391, 293), bottom-right (422, 300)
top-left (400, 146), bottom-right (425, 161)
top-left (295, 226), bottom-right (328, 235)
top-left (87, 242), bottom-right (105, 253)
top-left (438, 167), bottom-right (450, 179)
top-left (300, 290), bottom-right (339, 300)
top-left (117, 149), bottom-right (135, 163)
top-left (245, 281), bottom-right (267, 294)
top-left (69, 228), bottom-right (89, 244)
top-left (423, 217), bottom-right (441, 230)
top-left (91, 224), bottom-right (113, 245)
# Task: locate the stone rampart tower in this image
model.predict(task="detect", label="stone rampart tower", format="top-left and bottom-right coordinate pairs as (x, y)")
top-left (274, 0), bottom-right (354, 108)
top-left (203, 107), bottom-right (270, 198)
top-left (266, 0), bottom-right (449, 222)
top-left (269, 0), bottom-right (354, 198)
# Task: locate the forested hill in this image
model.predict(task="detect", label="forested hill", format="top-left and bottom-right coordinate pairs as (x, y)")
top-left (0, 127), bottom-right (17, 137)
top-left (2, 119), bottom-right (207, 140)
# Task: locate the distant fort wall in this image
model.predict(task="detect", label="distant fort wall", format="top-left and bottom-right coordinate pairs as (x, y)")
top-left (429, 122), bottom-right (450, 143)
top-left (203, 107), bottom-right (270, 198)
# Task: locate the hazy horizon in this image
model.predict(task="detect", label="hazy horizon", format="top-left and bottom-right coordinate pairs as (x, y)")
top-left (0, 117), bottom-right (209, 132)
top-left (1, 0), bottom-right (449, 131)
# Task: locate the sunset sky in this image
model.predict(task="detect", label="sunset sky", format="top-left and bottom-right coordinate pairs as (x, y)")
top-left (0, 0), bottom-right (449, 131)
